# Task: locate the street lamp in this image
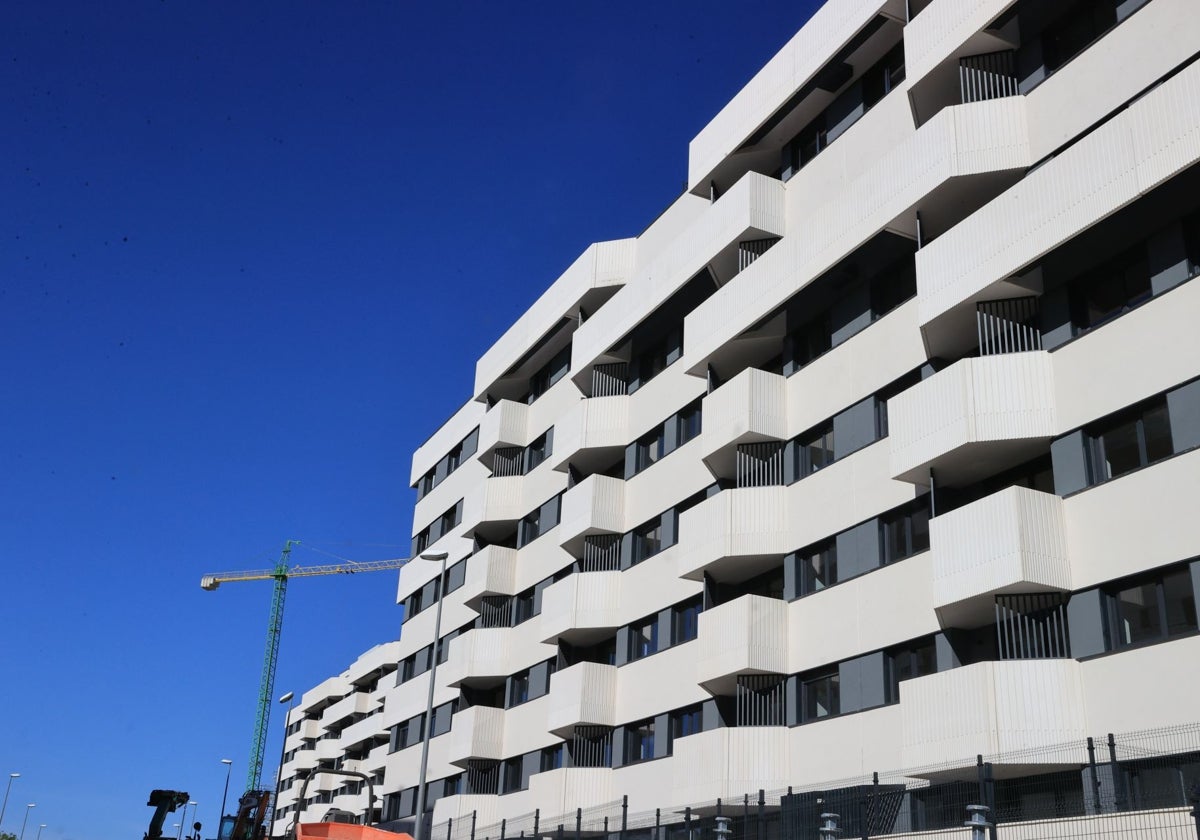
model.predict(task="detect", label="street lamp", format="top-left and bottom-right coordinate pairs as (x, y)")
top-left (178, 802), bottom-right (196, 840)
top-left (219, 758), bottom-right (234, 838)
top-left (19, 804), bottom-right (35, 840)
top-left (413, 551), bottom-right (448, 840)
top-left (270, 691), bottom-right (296, 839)
top-left (1, 773), bottom-right (20, 828)
top-left (35, 824), bottom-right (46, 840)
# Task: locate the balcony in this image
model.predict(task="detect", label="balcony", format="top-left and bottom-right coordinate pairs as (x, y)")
top-left (557, 474), bottom-right (625, 556)
top-left (476, 399), bottom-right (530, 468)
top-left (888, 352), bottom-right (1056, 485)
top-left (539, 572), bottom-right (622, 644)
top-left (289, 748), bottom-right (319, 773)
top-left (441, 628), bottom-right (512, 688)
top-left (678, 487), bottom-right (791, 581)
top-left (314, 737), bottom-right (343, 762)
top-left (339, 713), bottom-right (389, 750)
top-left (701, 368), bottom-right (788, 479)
top-left (322, 691), bottom-right (378, 729)
top-left (931, 486), bottom-right (1071, 627)
top-left (548, 395), bottom-right (629, 474)
top-left (671, 727), bottom-right (791, 805)
top-left (546, 662), bottom-right (618, 736)
top-left (458, 545), bottom-right (519, 610)
top-left (696, 595), bottom-right (789, 694)
top-left (900, 660), bottom-right (1086, 770)
top-left (446, 705), bottom-right (506, 767)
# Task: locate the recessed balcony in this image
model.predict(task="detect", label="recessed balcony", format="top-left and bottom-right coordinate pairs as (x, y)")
top-left (701, 367), bottom-right (788, 479)
top-left (900, 660), bottom-right (1086, 771)
top-left (442, 628), bottom-right (512, 688)
top-left (322, 691), bottom-right (377, 730)
top-left (678, 487), bottom-right (791, 581)
top-left (549, 395), bottom-right (629, 474)
top-left (888, 352), bottom-right (1057, 485)
top-left (446, 705), bottom-right (506, 767)
top-left (696, 594), bottom-right (789, 694)
top-left (546, 662), bottom-right (618, 737)
top-left (459, 545), bottom-right (519, 611)
top-left (539, 572), bottom-right (622, 644)
top-left (339, 714), bottom-right (388, 749)
top-left (558, 474), bottom-right (626, 556)
top-left (931, 486), bottom-right (1071, 627)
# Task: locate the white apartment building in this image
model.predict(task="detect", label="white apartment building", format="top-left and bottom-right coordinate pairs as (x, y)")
top-left (275, 0), bottom-right (1200, 836)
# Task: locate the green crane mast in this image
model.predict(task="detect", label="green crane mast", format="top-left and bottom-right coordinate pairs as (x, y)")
top-left (201, 541), bottom-right (410, 796)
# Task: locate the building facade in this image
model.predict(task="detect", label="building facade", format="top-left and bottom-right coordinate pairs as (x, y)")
top-left (275, 0), bottom-right (1200, 835)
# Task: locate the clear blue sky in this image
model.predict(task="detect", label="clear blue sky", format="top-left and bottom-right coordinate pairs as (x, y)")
top-left (0, 3), bottom-right (817, 839)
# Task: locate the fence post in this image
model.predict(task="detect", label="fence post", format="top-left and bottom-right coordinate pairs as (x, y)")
top-left (557, 825), bottom-right (563, 840)
top-left (964, 805), bottom-right (991, 840)
top-left (1188, 781), bottom-right (1200, 840)
top-left (471, 811), bottom-right (477, 840)
top-left (534, 810), bottom-right (540, 839)
top-left (448, 818), bottom-right (453, 840)
top-left (684, 806), bottom-right (691, 840)
top-left (576, 808), bottom-right (582, 840)
top-left (500, 818), bottom-right (506, 840)
top-left (603, 816), bottom-right (608, 837)
top-left (984, 763), bottom-right (997, 840)
top-left (817, 813), bottom-right (839, 840)
top-left (742, 794), bottom-right (749, 840)
top-left (621, 795), bottom-right (628, 840)
top-left (655, 808), bottom-right (661, 840)
top-left (1108, 732), bottom-right (1128, 812)
top-left (1087, 736), bottom-right (1103, 814)
top-left (757, 790), bottom-right (765, 840)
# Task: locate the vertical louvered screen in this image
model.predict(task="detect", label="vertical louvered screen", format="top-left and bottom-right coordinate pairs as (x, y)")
top-left (735, 675), bottom-right (786, 726)
top-left (976, 296), bottom-right (1042, 356)
top-left (995, 592), bottom-right (1071, 660)
top-left (478, 595), bottom-right (511, 629)
top-left (736, 441), bottom-right (785, 488)
top-left (738, 237), bottom-right (780, 273)
top-left (465, 760), bottom-right (500, 795)
top-left (592, 363), bottom-right (629, 397)
top-left (492, 446), bottom-right (524, 478)
top-left (582, 534), bottom-right (621, 572)
top-left (571, 725), bottom-right (612, 768)
top-left (959, 50), bottom-right (1018, 103)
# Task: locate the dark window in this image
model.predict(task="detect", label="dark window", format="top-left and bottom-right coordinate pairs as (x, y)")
top-left (629, 616), bottom-right (659, 662)
top-left (1087, 399), bottom-right (1173, 483)
top-left (415, 428), bottom-right (480, 499)
top-left (671, 705), bottom-right (703, 741)
top-left (788, 313), bottom-right (833, 370)
top-left (508, 671), bottom-right (531, 708)
top-left (1070, 242), bottom-right (1151, 332)
top-left (635, 428), bottom-right (665, 473)
top-left (540, 744), bottom-right (565, 773)
top-left (798, 541), bottom-right (838, 595)
top-left (524, 429), bottom-right (553, 473)
top-left (624, 720), bottom-right (656, 764)
top-left (512, 589), bottom-right (536, 626)
top-left (1043, 0), bottom-right (1119, 74)
top-left (886, 637), bottom-right (938, 703)
top-left (632, 517), bottom-right (664, 565)
top-left (671, 597), bottom-right (702, 644)
top-left (518, 494), bottom-right (562, 548)
top-left (446, 560), bottom-right (467, 594)
top-left (677, 402), bottom-right (703, 447)
top-left (1106, 566), bottom-right (1198, 649)
top-left (527, 345), bottom-right (571, 404)
top-left (870, 258), bottom-right (917, 320)
top-left (880, 500), bottom-right (931, 564)
top-left (794, 423), bottom-right (835, 478)
top-left (632, 327), bottom-right (682, 392)
top-left (501, 757), bottom-right (525, 794)
top-left (801, 670), bottom-right (840, 722)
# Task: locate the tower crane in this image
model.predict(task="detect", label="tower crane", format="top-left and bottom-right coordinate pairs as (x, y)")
top-left (201, 540), bottom-right (411, 796)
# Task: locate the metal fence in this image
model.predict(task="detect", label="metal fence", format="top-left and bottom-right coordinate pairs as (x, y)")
top-left (427, 723), bottom-right (1200, 840)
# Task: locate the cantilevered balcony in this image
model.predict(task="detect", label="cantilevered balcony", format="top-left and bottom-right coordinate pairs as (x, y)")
top-left (701, 367), bottom-right (788, 479)
top-left (458, 545), bottom-right (518, 611)
top-left (539, 572), bottom-right (622, 644)
top-left (441, 628), bottom-right (512, 688)
top-left (931, 486), bottom-right (1071, 627)
top-left (888, 352), bottom-right (1056, 485)
top-left (549, 395), bottom-right (629, 474)
top-left (446, 705), bottom-right (506, 767)
top-left (476, 399), bottom-right (530, 469)
top-left (678, 487), bottom-right (791, 581)
top-left (696, 595), bottom-right (789, 694)
top-left (558, 474), bottom-right (625, 556)
top-left (900, 660), bottom-right (1086, 770)
top-left (546, 662), bottom-right (618, 737)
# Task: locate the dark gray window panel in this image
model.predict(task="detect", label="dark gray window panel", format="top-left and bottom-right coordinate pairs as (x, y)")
top-left (1067, 588), bottom-right (1108, 659)
top-left (1167, 378), bottom-right (1200, 453)
top-left (521, 752), bottom-right (539, 790)
top-left (655, 609), bottom-right (674, 655)
top-left (835, 520), bottom-right (880, 581)
top-left (397, 788), bottom-right (415, 818)
top-left (1116, 0), bottom-right (1151, 22)
top-left (662, 416), bottom-right (680, 456)
top-left (1051, 430), bottom-right (1090, 496)
top-left (837, 652), bottom-right (887, 715)
top-left (446, 560), bottom-right (467, 593)
top-left (701, 698), bottom-right (725, 731)
top-left (404, 714), bottom-right (425, 749)
top-left (661, 509), bottom-right (679, 548)
top-left (833, 397), bottom-right (879, 460)
top-left (614, 626), bottom-right (632, 666)
top-left (412, 645), bottom-right (431, 677)
top-left (527, 661), bottom-right (552, 702)
top-left (653, 713), bottom-right (672, 759)
top-left (1191, 561), bottom-right (1200, 632)
top-left (830, 280), bottom-right (872, 346)
top-left (611, 725), bottom-right (628, 768)
top-left (460, 428), bottom-right (479, 460)
top-left (618, 532), bottom-right (636, 571)
top-left (783, 553), bottom-right (800, 601)
top-left (934, 631), bottom-right (963, 672)
top-left (623, 443), bottom-right (638, 481)
top-left (1148, 221), bottom-right (1191, 296)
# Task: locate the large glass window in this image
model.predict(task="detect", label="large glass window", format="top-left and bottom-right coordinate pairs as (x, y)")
top-left (624, 720), bottom-right (656, 764)
top-left (677, 402), bottom-right (703, 447)
top-left (526, 345), bottom-right (571, 404)
top-left (1107, 565), bottom-right (1198, 649)
top-left (1070, 243), bottom-right (1151, 332)
top-left (795, 423), bottom-right (835, 477)
top-left (1088, 399), bottom-right (1173, 483)
top-left (632, 517), bottom-right (663, 565)
top-left (886, 637), bottom-right (937, 703)
top-left (801, 670), bottom-right (840, 722)
top-left (671, 705), bottom-right (703, 741)
top-left (629, 616), bottom-right (659, 662)
top-left (881, 501), bottom-right (931, 564)
top-left (798, 541), bottom-right (838, 595)
top-left (671, 597), bottom-right (702, 644)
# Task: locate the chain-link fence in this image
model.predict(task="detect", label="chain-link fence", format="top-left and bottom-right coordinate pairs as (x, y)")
top-left (426, 723), bottom-right (1200, 840)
